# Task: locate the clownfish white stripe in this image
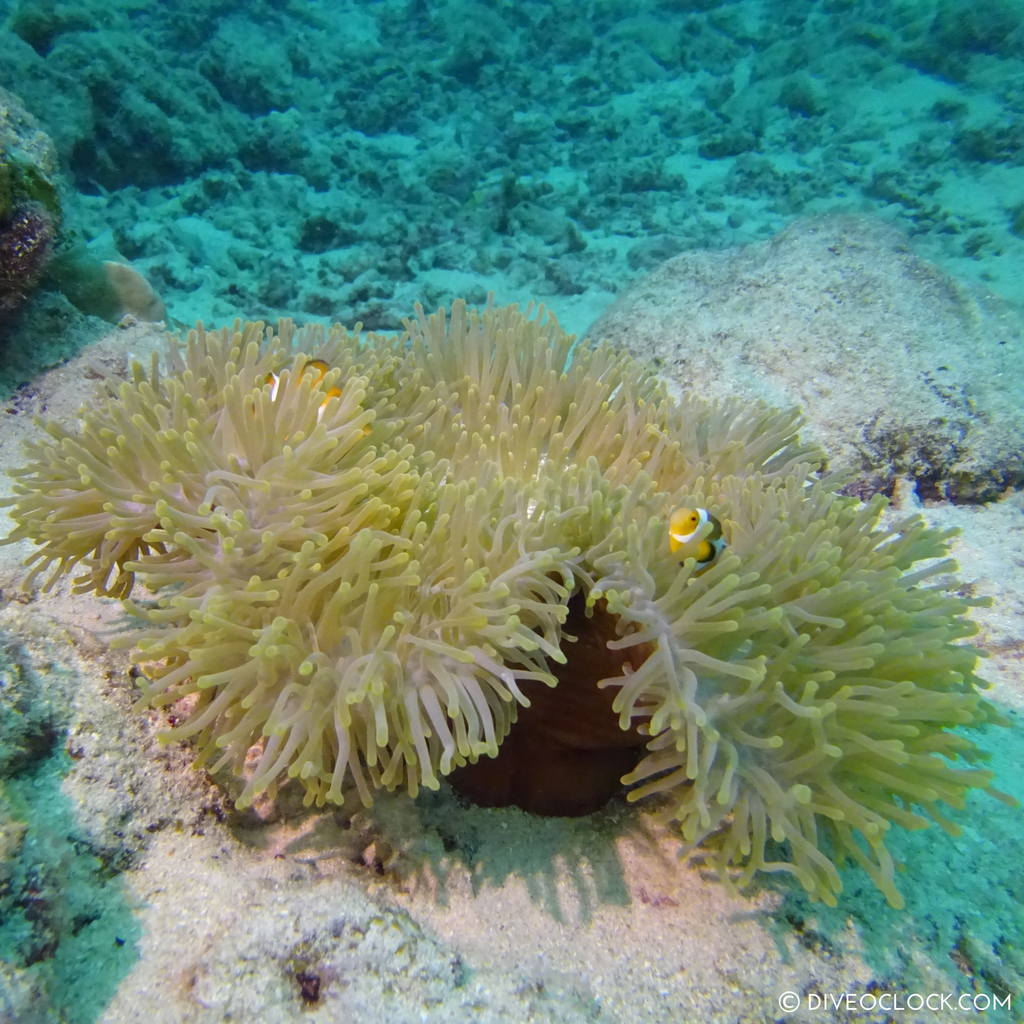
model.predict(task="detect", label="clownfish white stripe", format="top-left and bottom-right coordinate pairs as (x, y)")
top-left (668, 506), bottom-right (727, 567)
top-left (264, 359), bottom-right (342, 421)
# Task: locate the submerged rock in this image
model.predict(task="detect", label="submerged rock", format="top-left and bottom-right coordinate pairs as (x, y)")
top-left (589, 215), bottom-right (1024, 502)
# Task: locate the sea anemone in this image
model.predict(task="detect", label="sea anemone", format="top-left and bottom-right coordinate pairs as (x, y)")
top-left (3, 300), bottom-right (1007, 907)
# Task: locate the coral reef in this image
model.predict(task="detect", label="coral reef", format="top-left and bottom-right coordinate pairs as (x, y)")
top-left (0, 201), bottom-right (55, 315)
top-left (1, 84), bottom-right (163, 341)
top-left (1, 86), bottom-right (62, 320)
top-left (4, 2), bottom-right (1024, 328)
top-left (2, 301), bottom-right (1007, 907)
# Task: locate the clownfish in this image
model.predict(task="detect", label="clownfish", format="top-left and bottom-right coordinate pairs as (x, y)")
top-left (265, 358), bottom-right (342, 422)
top-left (668, 507), bottom-right (726, 567)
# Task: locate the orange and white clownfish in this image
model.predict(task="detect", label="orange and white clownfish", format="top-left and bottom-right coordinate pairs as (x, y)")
top-left (668, 507), bottom-right (726, 568)
top-left (265, 358), bottom-right (342, 421)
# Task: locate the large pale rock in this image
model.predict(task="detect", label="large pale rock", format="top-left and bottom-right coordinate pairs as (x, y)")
top-left (589, 216), bottom-right (1024, 501)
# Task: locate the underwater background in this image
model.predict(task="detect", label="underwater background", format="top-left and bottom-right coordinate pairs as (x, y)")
top-left (1, 1), bottom-right (1023, 1022)
top-left (2, 0), bottom-right (1024, 336)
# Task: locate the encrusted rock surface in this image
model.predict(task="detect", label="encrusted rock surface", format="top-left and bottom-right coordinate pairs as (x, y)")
top-left (590, 215), bottom-right (1024, 501)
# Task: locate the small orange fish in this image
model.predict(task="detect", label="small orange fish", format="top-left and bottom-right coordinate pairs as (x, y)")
top-left (668, 507), bottom-right (726, 567)
top-left (265, 359), bottom-right (342, 421)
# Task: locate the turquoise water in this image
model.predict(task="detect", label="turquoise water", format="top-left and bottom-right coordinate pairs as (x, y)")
top-left (1, 1), bottom-right (1023, 1022)
top-left (2, 0), bottom-right (1023, 335)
